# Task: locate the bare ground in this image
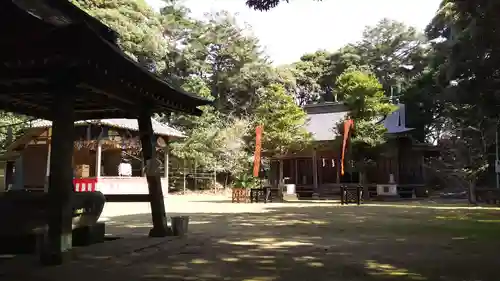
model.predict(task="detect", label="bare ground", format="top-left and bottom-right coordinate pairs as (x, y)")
top-left (2, 195), bottom-right (500, 281)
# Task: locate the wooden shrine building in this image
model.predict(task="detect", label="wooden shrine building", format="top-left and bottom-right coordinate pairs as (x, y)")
top-left (269, 102), bottom-right (434, 199)
top-left (0, 0), bottom-right (211, 265)
top-left (0, 118), bottom-right (184, 195)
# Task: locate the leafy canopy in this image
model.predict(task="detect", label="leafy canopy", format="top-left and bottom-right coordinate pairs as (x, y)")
top-left (254, 84), bottom-right (311, 155)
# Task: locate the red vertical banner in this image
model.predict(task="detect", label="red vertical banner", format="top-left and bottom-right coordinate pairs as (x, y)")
top-left (253, 125), bottom-right (263, 177)
top-left (341, 119), bottom-right (354, 176)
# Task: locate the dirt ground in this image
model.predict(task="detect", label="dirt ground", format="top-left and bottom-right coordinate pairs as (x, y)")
top-left (2, 195), bottom-right (500, 281)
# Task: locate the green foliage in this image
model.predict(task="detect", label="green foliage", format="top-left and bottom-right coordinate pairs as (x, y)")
top-left (422, 0), bottom-right (500, 184)
top-left (0, 113), bottom-right (29, 151)
top-left (334, 68), bottom-right (396, 171)
top-left (254, 84), bottom-right (311, 155)
top-left (73, 0), bottom-right (167, 64)
top-left (233, 173), bottom-right (259, 189)
top-left (335, 69), bottom-right (395, 120)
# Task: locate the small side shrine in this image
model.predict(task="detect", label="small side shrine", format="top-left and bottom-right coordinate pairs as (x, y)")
top-left (0, 0), bottom-right (211, 265)
top-left (1, 118), bottom-right (184, 195)
top-left (269, 102), bottom-right (434, 199)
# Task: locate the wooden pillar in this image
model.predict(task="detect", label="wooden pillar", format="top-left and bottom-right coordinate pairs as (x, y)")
top-left (95, 140), bottom-right (102, 178)
top-left (42, 87), bottom-right (75, 265)
top-left (194, 159), bottom-right (197, 190)
top-left (44, 128), bottom-right (52, 192)
top-left (279, 159), bottom-right (284, 183)
top-left (183, 159), bottom-right (187, 193)
top-left (138, 112), bottom-right (169, 237)
top-left (163, 138), bottom-right (169, 189)
top-left (294, 159), bottom-right (298, 185)
top-left (278, 159), bottom-right (284, 199)
top-left (4, 127), bottom-right (13, 191)
top-left (4, 161), bottom-right (14, 191)
top-left (395, 141), bottom-right (401, 184)
top-left (12, 155), bottom-right (24, 190)
top-left (421, 154), bottom-right (426, 184)
top-left (312, 149), bottom-right (319, 197)
top-left (317, 157), bottom-right (323, 185)
top-left (336, 158), bottom-right (341, 184)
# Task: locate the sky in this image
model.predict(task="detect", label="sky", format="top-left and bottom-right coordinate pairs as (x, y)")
top-left (146, 0), bottom-right (442, 65)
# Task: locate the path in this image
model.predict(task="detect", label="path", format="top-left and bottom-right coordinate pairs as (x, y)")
top-left (2, 195), bottom-right (500, 281)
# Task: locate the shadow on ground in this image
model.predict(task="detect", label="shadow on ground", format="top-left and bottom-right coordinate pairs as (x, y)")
top-left (2, 202), bottom-right (500, 281)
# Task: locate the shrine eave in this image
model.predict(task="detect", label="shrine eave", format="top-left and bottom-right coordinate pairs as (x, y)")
top-left (0, 1), bottom-right (212, 120)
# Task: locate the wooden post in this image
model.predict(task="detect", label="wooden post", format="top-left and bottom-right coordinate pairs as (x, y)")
top-left (279, 160), bottom-right (284, 182)
top-left (194, 159), bottom-right (197, 190)
top-left (421, 154), bottom-right (426, 183)
top-left (183, 159), bottom-right (186, 193)
top-left (312, 149), bottom-right (319, 197)
top-left (163, 138), bottom-right (169, 189)
top-left (44, 128), bottom-right (52, 192)
top-left (42, 86), bottom-right (75, 265)
top-left (4, 161), bottom-right (14, 191)
top-left (12, 155), bottom-right (24, 190)
top-left (138, 112), bottom-right (169, 237)
top-left (278, 159), bottom-right (284, 199)
top-left (95, 140), bottom-right (102, 178)
top-left (213, 170), bottom-right (217, 192)
top-left (336, 158), bottom-right (340, 184)
top-left (294, 159), bottom-right (298, 185)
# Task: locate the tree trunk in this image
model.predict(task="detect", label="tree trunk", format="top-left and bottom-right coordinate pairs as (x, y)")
top-left (360, 171), bottom-right (370, 200)
top-left (468, 179), bottom-right (477, 205)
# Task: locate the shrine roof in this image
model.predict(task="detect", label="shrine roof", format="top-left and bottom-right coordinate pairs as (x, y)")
top-left (30, 118), bottom-right (185, 138)
top-left (304, 103), bottom-right (349, 141)
top-left (0, 1), bottom-right (212, 120)
top-left (303, 102), bottom-right (414, 141)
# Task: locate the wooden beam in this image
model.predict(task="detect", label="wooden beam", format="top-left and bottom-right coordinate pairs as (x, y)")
top-left (0, 98), bottom-right (51, 119)
top-left (41, 83), bottom-right (75, 265)
top-left (105, 194), bottom-right (150, 202)
top-left (73, 111), bottom-right (133, 121)
top-left (0, 95), bottom-right (49, 111)
top-left (138, 109), bottom-right (169, 237)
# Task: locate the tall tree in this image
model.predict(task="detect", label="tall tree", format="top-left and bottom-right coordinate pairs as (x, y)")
top-left (424, 0), bottom-right (500, 191)
top-left (181, 11), bottom-right (269, 115)
top-left (73, 0), bottom-right (168, 66)
top-left (335, 68), bottom-right (396, 187)
top-left (253, 84), bottom-right (311, 156)
top-left (357, 18), bottom-right (428, 92)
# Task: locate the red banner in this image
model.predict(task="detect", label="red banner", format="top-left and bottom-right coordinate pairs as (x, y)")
top-left (253, 125), bottom-right (263, 177)
top-left (341, 119), bottom-right (354, 176)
